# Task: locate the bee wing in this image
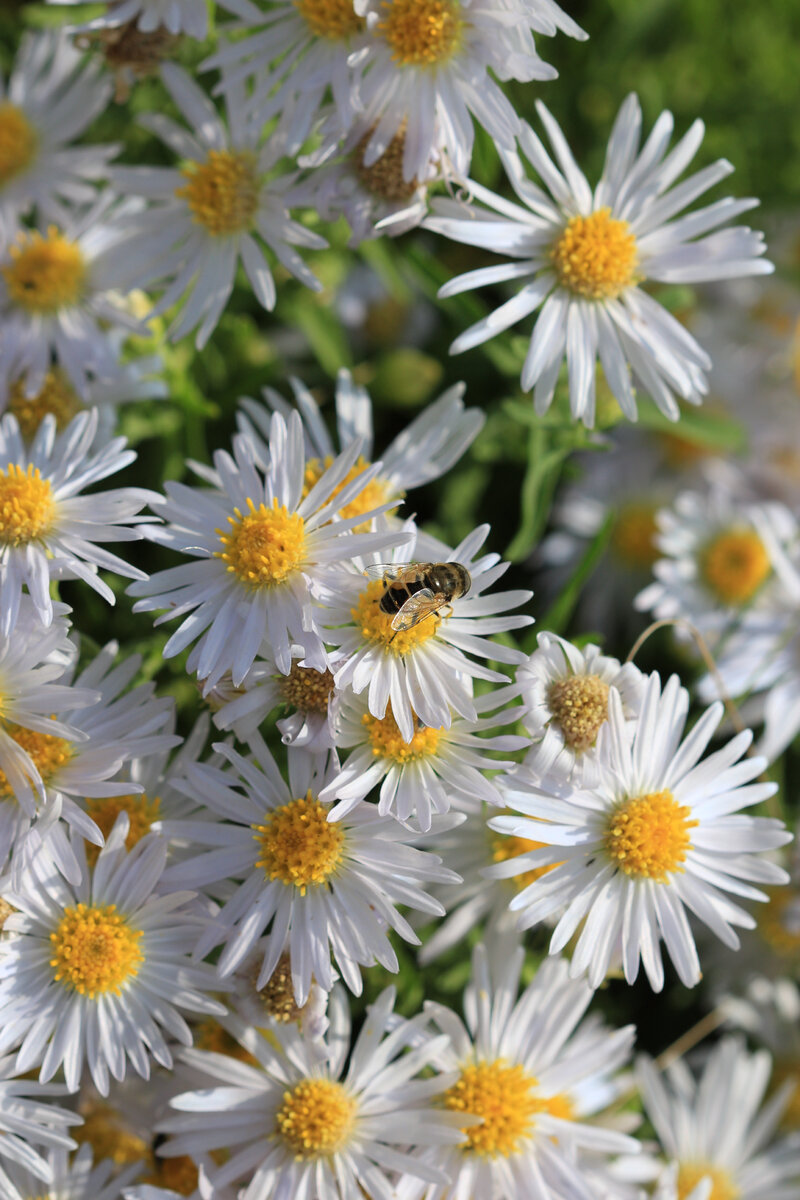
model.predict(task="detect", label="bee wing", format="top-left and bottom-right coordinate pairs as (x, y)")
top-left (391, 588), bottom-right (442, 631)
top-left (362, 562), bottom-right (415, 580)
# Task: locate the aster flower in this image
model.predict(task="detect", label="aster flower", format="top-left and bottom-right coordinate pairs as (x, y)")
top-left (720, 976), bottom-right (800, 1134)
top-left (0, 409), bottom-right (155, 637)
top-left (159, 733), bottom-right (459, 1005)
top-left (351, 0), bottom-right (586, 184)
top-left (204, 0), bottom-right (365, 155)
top-left (0, 1055), bottom-right (80, 1182)
top-left (0, 31), bottom-right (117, 237)
top-left (157, 984), bottom-right (469, 1200)
top-left (395, 941), bottom-right (638, 1200)
top-left (635, 486), bottom-right (799, 637)
top-left (638, 1038), bottom-right (800, 1200)
top-left (0, 196), bottom-right (145, 402)
top-left (129, 410), bottom-right (405, 690)
top-left (320, 521), bottom-right (533, 742)
top-left (0, 1144), bottom-right (140, 1200)
top-left (517, 632), bottom-right (646, 784)
top-left (111, 64), bottom-right (327, 348)
top-left (0, 816), bottom-right (227, 1094)
top-left (488, 672), bottom-right (792, 991)
top-left (425, 93), bottom-right (772, 425)
top-left (319, 683), bottom-right (527, 830)
top-left (237, 367), bottom-right (483, 512)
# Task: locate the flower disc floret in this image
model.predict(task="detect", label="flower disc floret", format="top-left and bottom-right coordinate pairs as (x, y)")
top-left (216, 498), bottom-right (307, 588)
top-left (302, 454), bottom-right (391, 527)
top-left (0, 464), bottom-right (55, 546)
top-left (176, 150), bottom-right (260, 237)
top-left (258, 952), bottom-right (307, 1023)
top-left (700, 528), bottom-right (771, 604)
top-left (604, 789), bottom-right (698, 881)
top-left (490, 828), bottom-right (555, 892)
top-left (84, 794), bottom-right (161, 862)
top-left (351, 578), bottom-right (439, 655)
top-left (363, 707), bottom-right (442, 761)
top-left (0, 723), bottom-right (71, 797)
top-left (355, 128), bottom-right (419, 202)
top-left (8, 372), bottom-right (82, 437)
top-left (377, 0), bottom-right (464, 66)
top-left (551, 209), bottom-right (638, 301)
top-left (294, 0), bottom-right (363, 39)
top-left (49, 903), bottom-right (144, 998)
top-left (677, 1163), bottom-right (740, 1200)
top-left (275, 1078), bottom-right (357, 1158)
top-left (443, 1060), bottom-right (543, 1157)
top-left (280, 663), bottom-right (336, 715)
top-left (0, 101), bottom-right (38, 187)
top-left (253, 792), bottom-right (345, 892)
top-left (73, 1102), bottom-right (150, 1167)
top-left (3, 228), bottom-right (86, 313)
top-left (547, 674), bottom-right (610, 753)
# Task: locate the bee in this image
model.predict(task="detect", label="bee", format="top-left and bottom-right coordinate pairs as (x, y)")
top-left (364, 561), bottom-right (472, 633)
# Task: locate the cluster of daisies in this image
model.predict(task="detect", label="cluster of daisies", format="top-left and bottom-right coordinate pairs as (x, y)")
top-left (0, 2), bottom-right (797, 1200)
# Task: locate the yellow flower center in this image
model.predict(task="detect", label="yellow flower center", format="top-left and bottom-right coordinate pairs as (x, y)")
top-left (74, 1103), bottom-right (151, 1168)
top-left (293, 0), bottom-right (363, 38)
top-left (351, 578), bottom-right (439, 656)
top-left (302, 454), bottom-right (394, 531)
top-left (443, 1060), bottom-right (570, 1158)
top-left (700, 528), bottom-right (771, 605)
top-left (0, 102), bottom-right (38, 188)
top-left (193, 1018), bottom-right (258, 1065)
top-left (49, 903), bottom-right (144, 998)
top-left (362, 705), bottom-right (442, 761)
top-left (0, 723), bottom-right (72, 798)
top-left (253, 791), bottom-right (345, 893)
top-left (604, 789), bottom-right (698, 882)
top-left (552, 209), bottom-right (638, 301)
top-left (84, 793), bottom-right (161, 865)
top-left (176, 150), bottom-right (260, 237)
top-left (145, 1157), bottom-right (199, 1196)
top-left (611, 502), bottom-right (659, 568)
top-left (757, 887), bottom-right (800, 960)
top-left (547, 673), bottom-right (610, 753)
top-left (677, 1162), bottom-right (740, 1200)
top-left (280, 662), bottom-right (336, 715)
top-left (8, 371), bottom-right (83, 438)
top-left (0, 464), bottom-right (55, 547)
top-left (215, 498), bottom-right (306, 589)
top-left (256, 951), bottom-right (307, 1023)
top-left (275, 1078), bottom-right (357, 1158)
top-left (490, 823), bottom-right (558, 892)
top-left (3, 228), bottom-right (86, 314)
top-left (378, 0), bottom-right (464, 66)
top-left (0, 897), bottom-right (14, 928)
top-left (354, 126), bottom-right (420, 202)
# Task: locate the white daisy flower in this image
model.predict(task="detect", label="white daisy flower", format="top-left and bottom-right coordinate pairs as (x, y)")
top-left (425, 93), bottom-right (773, 425)
top-left (159, 732), bottom-right (459, 1005)
top-left (0, 31), bottom-right (117, 237)
top-left (0, 816), bottom-right (226, 1094)
top-left (212, 642), bottom-right (342, 749)
top-left (395, 941), bottom-right (638, 1200)
top-left (635, 486), bottom-right (799, 637)
top-left (2, 639), bottom-right (178, 886)
top-left (320, 521), bottom-right (533, 742)
top-left (351, 0), bottom-right (586, 184)
top-left (0, 196), bottom-right (145, 402)
top-left (517, 632), bottom-right (646, 784)
top-left (0, 1144), bottom-right (140, 1200)
top-left (318, 683), bottom-right (527, 830)
top-left (237, 367), bottom-right (483, 512)
top-left (4, 352), bottom-right (167, 448)
top-left (129, 410), bottom-right (405, 690)
top-left (204, 0), bottom-right (365, 155)
top-left (111, 63), bottom-right (327, 349)
top-left (0, 1055), bottom-right (80, 1182)
top-left (488, 672), bottom-right (792, 991)
top-left (157, 985), bottom-right (469, 1200)
top-left (0, 409), bottom-right (155, 637)
top-left (47, 0), bottom-right (258, 39)
top-left (720, 977), bottom-right (800, 1130)
top-left (638, 1037), bottom-right (800, 1200)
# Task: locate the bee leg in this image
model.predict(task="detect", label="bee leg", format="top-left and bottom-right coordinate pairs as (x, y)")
top-left (439, 605), bottom-right (454, 621)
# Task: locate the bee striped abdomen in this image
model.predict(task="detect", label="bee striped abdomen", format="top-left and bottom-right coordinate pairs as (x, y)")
top-left (380, 578), bottom-right (426, 615)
